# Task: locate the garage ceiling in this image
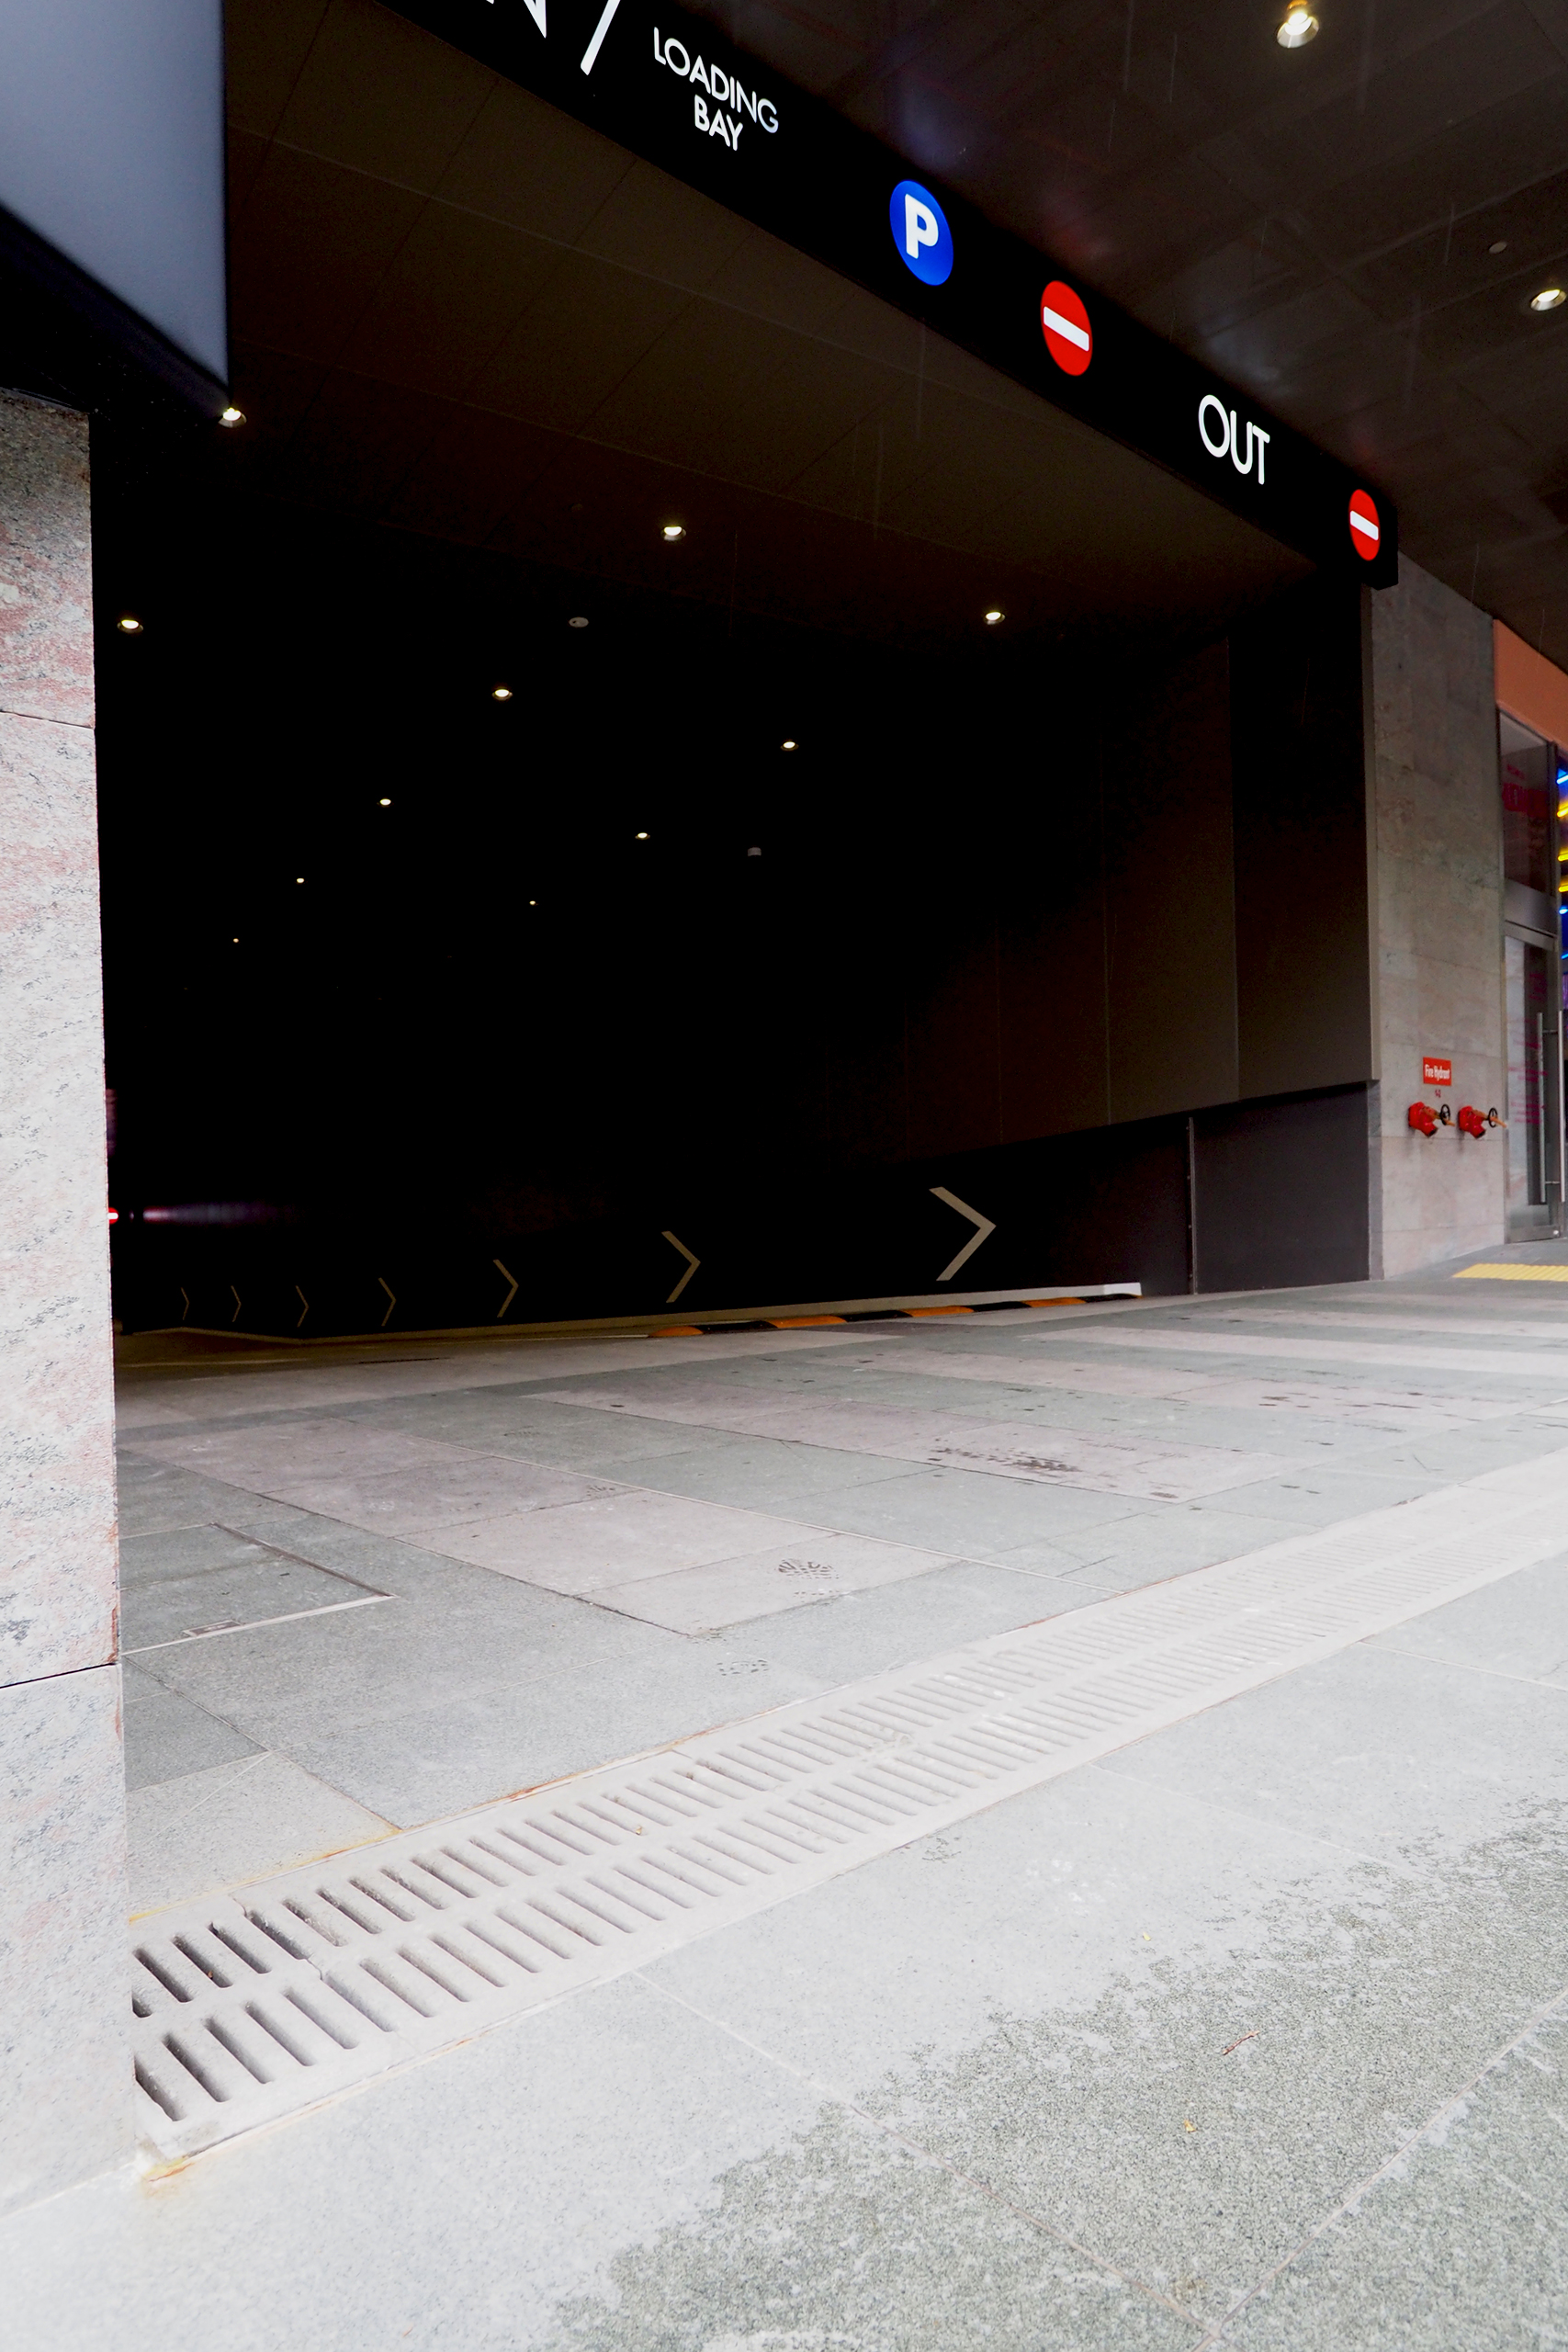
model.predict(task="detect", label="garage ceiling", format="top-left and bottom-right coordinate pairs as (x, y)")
top-left (217, 0), bottom-right (1307, 652)
top-left (692, 0), bottom-right (1568, 663)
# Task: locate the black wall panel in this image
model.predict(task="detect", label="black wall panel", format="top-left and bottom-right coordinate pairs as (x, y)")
top-left (1232, 576), bottom-right (1374, 1099)
top-left (1193, 1086), bottom-right (1371, 1294)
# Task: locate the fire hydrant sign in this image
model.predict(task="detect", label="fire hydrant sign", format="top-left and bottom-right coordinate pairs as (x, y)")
top-left (1423, 1057), bottom-right (1452, 1086)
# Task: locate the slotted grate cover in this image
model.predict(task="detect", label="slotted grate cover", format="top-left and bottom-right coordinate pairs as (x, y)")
top-left (130, 1443), bottom-right (1568, 2161)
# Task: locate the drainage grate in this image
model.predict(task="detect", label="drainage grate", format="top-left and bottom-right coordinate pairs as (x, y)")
top-left (130, 1444), bottom-right (1568, 2163)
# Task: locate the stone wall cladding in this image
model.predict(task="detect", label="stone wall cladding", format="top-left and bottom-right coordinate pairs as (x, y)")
top-left (0, 395), bottom-right (117, 1685)
top-left (1371, 560), bottom-right (1506, 1277)
top-left (0, 390), bottom-right (130, 2209)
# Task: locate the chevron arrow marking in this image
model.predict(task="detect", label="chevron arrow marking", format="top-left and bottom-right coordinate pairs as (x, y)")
top-left (494, 1259), bottom-right (519, 1319)
top-left (931, 1186), bottom-right (997, 1283)
top-left (230, 1284), bottom-right (243, 1325)
top-left (295, 1285), bottom-right (309, 1329)
top-left (378, 1276), bottom-right (396, 1329)
top-left (662, 1230), bottom-right (700, 1303)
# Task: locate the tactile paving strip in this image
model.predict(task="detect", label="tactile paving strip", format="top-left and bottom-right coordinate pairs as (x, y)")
top-left (130, 1444), bottom-right (1568, 2162)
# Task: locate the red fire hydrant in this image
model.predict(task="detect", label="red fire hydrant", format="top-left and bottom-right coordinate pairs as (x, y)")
top-left (1407, 1101), bottom-right (1438, 1136)
top-left (1457, 1105), bottom-right (1505, 1138)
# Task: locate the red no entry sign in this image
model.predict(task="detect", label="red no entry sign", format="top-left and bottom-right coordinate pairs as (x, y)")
top-left (1041, 280), bottom-right (1091, 376)
top-left (1348, 488), bottom-right (1381, 560)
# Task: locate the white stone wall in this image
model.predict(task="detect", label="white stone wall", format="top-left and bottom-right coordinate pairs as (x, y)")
top-left (0, 392), bottom-right (130, 2211)
top-left (1369, 559), bottom-right (1506, 1276)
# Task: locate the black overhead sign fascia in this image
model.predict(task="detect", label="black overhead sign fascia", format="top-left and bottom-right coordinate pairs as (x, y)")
top-left (390, 0), bottom-right (1398, 587)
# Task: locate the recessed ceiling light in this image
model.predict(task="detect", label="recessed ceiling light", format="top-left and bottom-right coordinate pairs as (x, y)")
top-left (984, 608), bottom-right (1005, 625)
top-left (295, 876), bottom-right (304, 884)
top-left (1489, 240), bottom-right (1509, 254)
top-left (636, 831), bottom-right (649, 840)
top-left (569, 616), bottom-right (589, 628)
top-left (219, 405), bottom-right (245, 427)
top-left (661, 523), bottom-right (686, 540)
top-left (529, 899), bottom-right (536, 905)
top-left (378, 797), bottom-right (391, 807)
top-left (492, 684), bottom-right (513, 700)
top-left (747, 845), bottom-right (761, 857)
top-left (781, 739), bottom-right (796, 750)
top-left (1277, 6), bottom-right (1318, 45)
top-left (1531, 286), bottom-right (1566, 311)
top-left (117, 616), bottom-right (141, 633)
top-left (231, 936), bottom-right (239, 943)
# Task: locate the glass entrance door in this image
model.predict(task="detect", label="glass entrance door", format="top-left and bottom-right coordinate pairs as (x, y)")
top-left (1500, 713), bottom-right (1564, 1238)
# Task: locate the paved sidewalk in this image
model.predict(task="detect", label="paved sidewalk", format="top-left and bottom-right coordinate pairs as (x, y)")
top-left (10, 1257), bottom-right (1568, 2345)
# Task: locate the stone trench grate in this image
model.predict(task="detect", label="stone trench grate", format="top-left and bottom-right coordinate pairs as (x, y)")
top-left (130, 1444), bottom-right (1568, 2162)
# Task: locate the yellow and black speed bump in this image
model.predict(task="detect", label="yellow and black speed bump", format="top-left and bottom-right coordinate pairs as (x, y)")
top-left (652, 1298), bottom-right (1086, 1336)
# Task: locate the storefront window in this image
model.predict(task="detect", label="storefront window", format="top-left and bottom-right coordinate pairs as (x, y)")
top-left (1506, 935), bottom-right (1552, 1212)
top-left (1501, 713), bottom-right (1554, 893)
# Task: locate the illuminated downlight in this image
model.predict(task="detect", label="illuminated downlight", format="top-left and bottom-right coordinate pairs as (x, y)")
top-left (219, 405), bottom-right (245, 426)
top-left (984, 608), bottom-right (1005, 625)
top-left (1530, 287), bottom-right (1566, 311)
top-left (378, 797), bottom-right (391, 807)
top-left (781, 739), bottom-right (796, 751)
top-left (491, 685), bottom-right (513, 700)
top-left (661, 524), bottom-right (686, 540)
top-left (117, 616), bottom-right (141, 633)
top-left (636, 831), bottom-right (649, 840)
top-left (1278, 6), bottom-right (1318, 44)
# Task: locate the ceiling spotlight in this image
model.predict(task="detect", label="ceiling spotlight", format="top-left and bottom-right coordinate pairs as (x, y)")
top-left (1489, 240), bottom-right (1509, 254)
top-left (984, 608), bottom-right (1005, 625)
top-left (529, 898), bottom-right (536, 905)
top-left (1277, 6), bottom-right (1318, 45)
top-left (378, 797), bottom-right (391, 807)
top-left (295, 876), bottom-right (304, 884)
top-left (491, 684), bottom-right (513, 700)
top-left (231, 936), bottom-right (239, 944)
top-left (661, 523), bottom-right (686, 540)
top-left (1531, 286), bottom-right (1566, 311)
top-left (636, 830), bottom-right (649, 840)
top-left (569, 616), bottom-right (589, 628)
top-left (219, 404), bottom-right (245, 427)
top-left (117, 616), bottom-right (142, 633)
top-left (781, 739), bottom-right (797, 751)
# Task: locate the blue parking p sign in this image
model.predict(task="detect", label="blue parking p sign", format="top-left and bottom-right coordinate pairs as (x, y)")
top-left (889, 180), bottom-right (953, 287)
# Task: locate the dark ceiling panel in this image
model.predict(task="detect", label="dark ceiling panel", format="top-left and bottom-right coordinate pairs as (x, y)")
top-left (431, 80), bottom-right (635, 242)
top-left (225, 0), bottom-right (329, 143)
top-left (465, 255), bottom-right (694, 434)
top-left (229, 144), bottom-right (425, 361)
top-left (336, 203), bottom-right (563, 399)
top-left (271, 0), bottom-right (494, 190)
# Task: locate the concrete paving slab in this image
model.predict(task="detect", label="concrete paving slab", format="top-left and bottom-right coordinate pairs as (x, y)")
top-left (0, 1974), bottom-right (838, 2352)
top-left (583, 1531), bottom-right (949, 1631)
top-left (430, 1488), bottom-right (862, 1592)
top-left (1366, 1552), bottom-right (1568, 1688)
top-left (264, 1452), bottom-right (621, 1532)
top-left (1216, 2006), bottom-right (1568, 2350)
top-left (126, 1751), bottom-right (393, 1917)
top-left (128, 1566), bottom-right (674, 1747)
top-left (119, 1525), bottom-right (386, 1652)
top-left (1098, 1635), bottom-right (1568, 1865)
top-left (752, 1463), bottom-right (1140, 1555)
top-left (120, 1662), bottom-right (262, 1792)
top-left (639, 1747), bottom-right (1568, 2330)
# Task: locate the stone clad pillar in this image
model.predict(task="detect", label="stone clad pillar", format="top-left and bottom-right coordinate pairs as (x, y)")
top-left (1369, 558), bottom-right (1507, 1275)
top-left (0, 391), bottom-right (130, 2210)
